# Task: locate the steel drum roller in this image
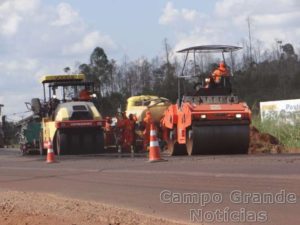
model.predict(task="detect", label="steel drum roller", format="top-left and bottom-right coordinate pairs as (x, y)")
top-left (187, 124), bottom-right (249, 155)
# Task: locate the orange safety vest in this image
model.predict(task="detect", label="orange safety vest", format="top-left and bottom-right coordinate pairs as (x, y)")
top-left (124, 119), bottom-right (135, 145)
top-left (212, 68), bottom-right (228, 83)
top-left (79, 89), bottom-right (91, 100)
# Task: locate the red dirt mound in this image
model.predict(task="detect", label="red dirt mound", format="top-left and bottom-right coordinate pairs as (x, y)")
top-left (249, 126), bottom-right (284, 154)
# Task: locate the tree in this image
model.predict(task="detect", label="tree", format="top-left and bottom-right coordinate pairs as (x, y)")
top-left (89, 47), bottom-right (111, 96)
top-left (63, 67), bottom-right (71, 74)
top-left (72, 40), bottom-right (300, 116)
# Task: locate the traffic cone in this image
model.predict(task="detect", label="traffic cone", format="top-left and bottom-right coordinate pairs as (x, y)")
top-left (148, 123), bottom-right (166, 162)
top-left (46, 140), bottom-right (55, 163)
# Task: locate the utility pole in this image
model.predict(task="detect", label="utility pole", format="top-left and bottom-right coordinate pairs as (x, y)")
top-left (276, 40), bottom-right (282, 59)
top-left (164, 38), bottom-right (170, 65)
top-left (0, 104), bottom-right (3, 116)
top-left (247, 16), bottom-right (253, 63)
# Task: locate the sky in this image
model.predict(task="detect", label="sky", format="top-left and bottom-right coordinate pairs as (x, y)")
top-left (0, 0), bottom-right (300, 119)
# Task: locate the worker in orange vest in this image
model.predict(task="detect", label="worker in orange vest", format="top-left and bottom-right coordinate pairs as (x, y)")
top-left (143, 111), bottom-right (153, 151)
top-left (125, 114), bottom-right (137, 152)
top-left (205, 62), bottom-right (229, 88)
top-left (79, 87), bottom-right (91, 101)
top-left (212, 62), bottom-right (229, 84)
top-left (116, 112), bottom-right (136, 151)
top-left (116, 112), bottom-right (126, 150)
top-left (160, 117), bottom-right (168, 145)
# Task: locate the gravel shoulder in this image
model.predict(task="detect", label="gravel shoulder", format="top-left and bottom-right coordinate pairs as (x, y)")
top-left (0, 190), bottom-right (184, 225)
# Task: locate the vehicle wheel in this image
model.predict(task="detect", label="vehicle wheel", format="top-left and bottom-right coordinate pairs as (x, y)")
top-left (83, 133), bottom-right (93, 154)
top-left (186, 128), bottom-right (193, 155)
top-left (167, 139), bottom-right (187, 156)
top-left (95, 130), bottom-right (105, 154)
top-left (39, 132), bottom-right (46, 155)
top-left (186, 138), bottom-right (193, 156)
top-left (70, 133), bottom-right (80, 155)
top-left (56, 130), bottom-right (68, 155)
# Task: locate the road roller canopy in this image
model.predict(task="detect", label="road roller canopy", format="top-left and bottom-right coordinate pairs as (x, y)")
top-left (177, 45), bottom-right (242, 53)
top-left (41, 74), bottom-right (85, 84)
top-left (40, 74), bottom-right (96, 103)
top-left (176, 45), bottom-right (242, 77)
top-left (49, 81), bottom-right (94, 88)
top-left (176, 45), bottom-right (243, 99)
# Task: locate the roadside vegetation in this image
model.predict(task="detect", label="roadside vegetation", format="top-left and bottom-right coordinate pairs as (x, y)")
top-left (252, 116), bottom-right (300, 148)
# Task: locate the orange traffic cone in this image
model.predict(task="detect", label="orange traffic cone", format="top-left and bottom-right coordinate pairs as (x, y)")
top-left (148, 123), bottom-right (166, 162)
top-left (46, 140), bottom-right (55, 163)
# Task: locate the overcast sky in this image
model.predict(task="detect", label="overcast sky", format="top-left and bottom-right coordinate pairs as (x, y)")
top-left (0, 0), bottom-right (299, 119)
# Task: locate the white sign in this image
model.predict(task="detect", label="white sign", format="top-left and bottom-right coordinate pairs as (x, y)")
top-left (260, 99), bottom-right (300, 124)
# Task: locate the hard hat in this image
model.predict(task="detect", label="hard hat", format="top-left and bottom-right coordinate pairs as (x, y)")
top-left (219, 62), bottom-right (226, 72)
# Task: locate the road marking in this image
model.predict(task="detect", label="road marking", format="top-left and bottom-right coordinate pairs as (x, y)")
top-left (0, 166), bottom-right (100, 173)
top-left (1, 166), bottom-right (300, 181)
top-left (103, 169), bottom-right (300, 180)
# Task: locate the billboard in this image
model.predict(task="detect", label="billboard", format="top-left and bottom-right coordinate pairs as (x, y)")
top-left (260, 99), bottom-right (300, 124)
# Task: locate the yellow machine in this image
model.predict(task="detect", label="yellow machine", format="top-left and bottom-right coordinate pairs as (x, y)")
top-left (121, 95), bottom-right (171, 152)
top-left (32, 74), bottom-right (105, 155)
top-left (126, 95), bottom-right (171, 123)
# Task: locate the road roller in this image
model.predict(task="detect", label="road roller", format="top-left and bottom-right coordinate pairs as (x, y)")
top-left (162, 45), bottom-right (251, 155)
top-left (31, 74), bottom-right (106, 155)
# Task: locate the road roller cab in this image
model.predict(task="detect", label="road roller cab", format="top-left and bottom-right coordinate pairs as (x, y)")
top-left (163, 45), bottom-right (251, 155)
top-left (34, 74), bottom-right (105, 155)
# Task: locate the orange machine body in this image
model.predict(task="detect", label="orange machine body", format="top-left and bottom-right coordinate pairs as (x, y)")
top-left (163, 98), bottom-right (251, 145)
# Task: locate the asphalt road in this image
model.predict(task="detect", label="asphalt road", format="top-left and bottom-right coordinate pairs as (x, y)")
top-left (0, 148), bottom-right (300, 225)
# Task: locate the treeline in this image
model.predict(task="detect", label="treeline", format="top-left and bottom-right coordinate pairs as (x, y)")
top-left (72, 41), bottom-right (300, 116)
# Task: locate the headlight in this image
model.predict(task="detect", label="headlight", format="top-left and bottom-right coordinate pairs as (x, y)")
top-left (235, 114), bottom-right (242, 119)
top-left (201, 114), bottom-right (206, 119)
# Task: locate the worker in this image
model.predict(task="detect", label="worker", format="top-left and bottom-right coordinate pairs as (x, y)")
top-left (126, 114), bottom-right (137, 152)
top-left (204, 62), bottom-right (229, 88)
top-left (116, 112), bottom-right (125, 149)
top-left (212, 61), bottom-right (229, 84)
top-left (48, 97), bottom-right (60, 117)
top-left (160, 117), bottom-right (168, 151)
top-left (79, 87), bottom-right (91, 101)
top-left (143, 110), bottom-right (153, 151)
top-left (104, 117), bottom-right (113, 147)
top-left (116, 112), bottom-right (135, 152)
top-left (160, 117), bottom-right (168, 143)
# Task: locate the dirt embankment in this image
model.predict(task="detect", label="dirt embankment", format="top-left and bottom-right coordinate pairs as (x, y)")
top-left (249, 126), bottom-right (285, 154)
top-left (0, 191), bottom-right (183, 225)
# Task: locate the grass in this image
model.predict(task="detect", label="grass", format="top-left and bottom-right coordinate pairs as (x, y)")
top-left (251, 116), bottom-right (300, 148)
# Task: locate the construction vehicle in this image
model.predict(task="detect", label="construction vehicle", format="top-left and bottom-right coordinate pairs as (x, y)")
top-left (162, 45), bottom-right (251, 155)
top-left (16, 115), bottom-right (41, 155)
top-left (126, 95), bottom-right (171, 123)
top-left (32, 74), bottom-right (105, 155)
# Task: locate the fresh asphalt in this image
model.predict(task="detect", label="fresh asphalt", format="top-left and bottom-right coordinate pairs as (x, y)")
top-left (0, 148), bottom-right (299, 225)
